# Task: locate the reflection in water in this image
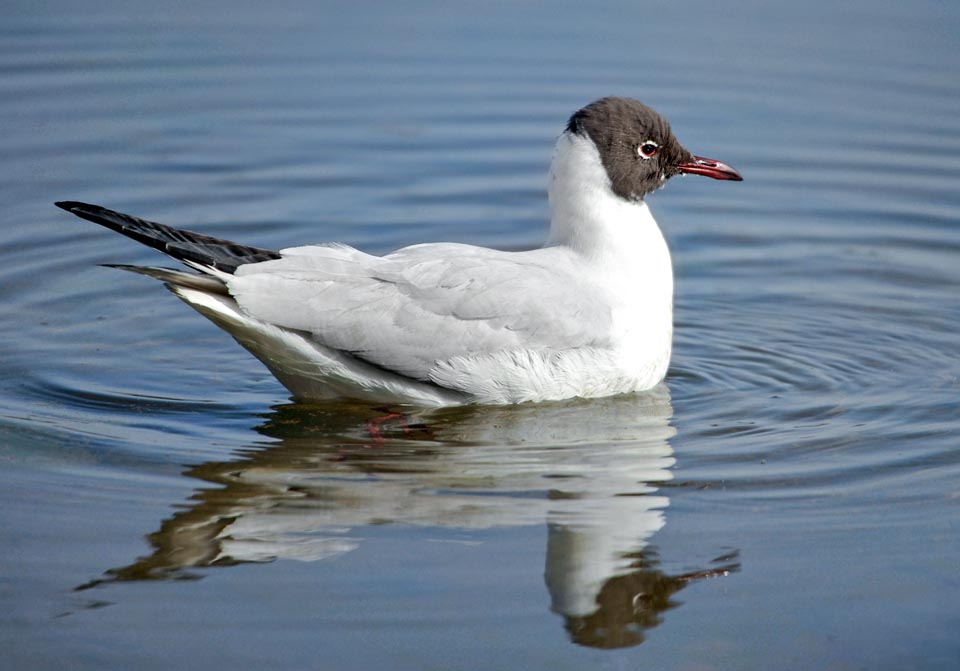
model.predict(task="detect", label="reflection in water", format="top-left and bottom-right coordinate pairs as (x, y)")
top-left (78, 387), bottom-right (738, 648)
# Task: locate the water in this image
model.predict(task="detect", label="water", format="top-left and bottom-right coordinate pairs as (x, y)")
top-left (2, 1), bottom-right (959, 668)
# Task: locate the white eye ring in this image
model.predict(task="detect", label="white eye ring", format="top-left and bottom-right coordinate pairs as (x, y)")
top-left (638, 140), bottom-right (659, 160)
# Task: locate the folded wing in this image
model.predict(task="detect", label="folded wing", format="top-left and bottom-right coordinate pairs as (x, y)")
top-left (225, 242), bottom-right (614, 386)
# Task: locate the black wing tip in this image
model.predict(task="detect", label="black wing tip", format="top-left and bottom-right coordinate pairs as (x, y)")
top-left (56, 201), bottom-right (107, 217)
top-left (99, 263), bottom-right (144, 270)
top-left (54, 199), bottom-right (280, 273)
top-left (54, 201), bottom-right (121, 229)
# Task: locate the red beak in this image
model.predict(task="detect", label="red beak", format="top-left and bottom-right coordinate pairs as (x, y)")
top-left (677, 155), bottom-right (743, 181)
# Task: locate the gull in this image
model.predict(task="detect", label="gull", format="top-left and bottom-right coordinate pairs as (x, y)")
top-left (56, 97), bottom-right (741, 406)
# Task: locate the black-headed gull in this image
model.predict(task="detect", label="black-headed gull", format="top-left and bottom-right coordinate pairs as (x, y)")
top-left (56, 97), bottom-right (741, 405)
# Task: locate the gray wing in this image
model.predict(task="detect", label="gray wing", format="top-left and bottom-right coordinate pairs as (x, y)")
top-left (224, 242), bottom-right (613, 384)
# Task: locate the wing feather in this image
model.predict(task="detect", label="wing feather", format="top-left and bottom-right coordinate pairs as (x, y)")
top-left (226, 242), bottom-right (613, 387)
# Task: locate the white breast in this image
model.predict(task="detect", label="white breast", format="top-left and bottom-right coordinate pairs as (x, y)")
top-left (546, 131), bottom-right (674, 391)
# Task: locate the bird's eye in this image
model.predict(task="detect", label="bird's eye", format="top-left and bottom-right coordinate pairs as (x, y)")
top-left (638, 141), bottom-right (659, 159)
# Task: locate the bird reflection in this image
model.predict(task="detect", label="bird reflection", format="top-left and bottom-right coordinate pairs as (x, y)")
top-left (77, 386), bottom-right (738, 648)
top-left (554, 543), bottom-right (738, 648)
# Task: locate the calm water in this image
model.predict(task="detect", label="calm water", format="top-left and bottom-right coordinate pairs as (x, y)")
top-left (2, 1), bottom-right (959, 669)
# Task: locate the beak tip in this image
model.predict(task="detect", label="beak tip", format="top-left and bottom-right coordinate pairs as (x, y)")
top-left (677, 155), bottom-right (743, 182)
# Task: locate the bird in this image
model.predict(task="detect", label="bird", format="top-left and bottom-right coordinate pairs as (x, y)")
top-left (56, 97), bottom-right (741, 406)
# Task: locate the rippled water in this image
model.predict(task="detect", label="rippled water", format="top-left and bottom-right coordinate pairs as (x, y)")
top-left (2, 1), bottom-right (959, 669)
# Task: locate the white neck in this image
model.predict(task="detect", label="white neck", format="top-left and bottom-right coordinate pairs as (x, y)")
top-left (546, 130), bottom-right (672, 280)
top-left (545, 130), bottom-right (674, 376)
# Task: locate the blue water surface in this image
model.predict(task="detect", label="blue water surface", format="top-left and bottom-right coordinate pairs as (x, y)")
top-left (1, 1), bottom-right (959, 669)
